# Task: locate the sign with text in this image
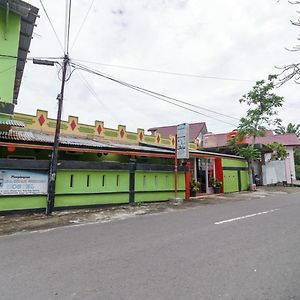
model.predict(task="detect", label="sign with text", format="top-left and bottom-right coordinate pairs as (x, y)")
top-left (0, 170), bottom-right (48, 195)
top-left (177, 123), bottom-right (189, 159)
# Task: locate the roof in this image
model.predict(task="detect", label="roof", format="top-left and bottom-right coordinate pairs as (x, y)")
top-left (0, 130), bottom-right (174, 155)
top-left (140, 142), bottom-right (245, 160)
top-left (0, 0), bottom-right (39, 103)
top-left (203, 131), bottom-right (300, 149)
top-left (248, 133), bottom-right (300, 147)
top-left (148, 122), bottom-right (207, 142)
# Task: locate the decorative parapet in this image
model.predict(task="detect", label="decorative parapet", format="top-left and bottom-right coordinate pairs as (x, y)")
top-left (13, 109), bottom-right (197, 150)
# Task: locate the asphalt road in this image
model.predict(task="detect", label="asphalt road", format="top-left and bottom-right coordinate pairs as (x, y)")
top-left (1, 192), bottom-right (300, 300)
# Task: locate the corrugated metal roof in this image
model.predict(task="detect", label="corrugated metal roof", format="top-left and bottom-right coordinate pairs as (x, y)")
top-left (0, 119), bottom-right (25, 127)
top-left (0, 130), bottom-right (174, 154)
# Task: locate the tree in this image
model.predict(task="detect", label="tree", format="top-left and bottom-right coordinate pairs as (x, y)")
top-left (275, 122), bottom-right (300, 137)
top-left (267, 142), bottom-right (288, 160)
top-left (235, 75), bottom-right (284, 189)
top-left (277, 1), bottom-right (300, 85)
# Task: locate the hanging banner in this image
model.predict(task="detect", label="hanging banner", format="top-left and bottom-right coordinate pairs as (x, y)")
top-left (0, 170), bottom-right (48, 195)
top-left (177, 123), bottom-right (190, 159)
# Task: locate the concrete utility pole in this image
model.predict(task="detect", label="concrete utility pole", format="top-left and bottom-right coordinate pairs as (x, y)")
top-left (46, 55), bottom-right (69, 215)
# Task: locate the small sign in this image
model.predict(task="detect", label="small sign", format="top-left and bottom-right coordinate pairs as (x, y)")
top-left (0, 170), bottom-right (48, 195)
top-left (177, 123), bottom-right (189, 159)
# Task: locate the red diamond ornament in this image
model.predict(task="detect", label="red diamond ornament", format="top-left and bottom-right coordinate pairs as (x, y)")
top-left (120, 128), bottom-right (125, 138)
top-left (97, 125), bottom-right (102, 135)
top-left (38, 114), bottom-right (45, 126)
top-left (70, 120), bottom-right (76, 131)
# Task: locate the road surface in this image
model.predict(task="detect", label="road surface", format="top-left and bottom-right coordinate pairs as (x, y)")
top-left (1, 191), bottom-right (300, 299)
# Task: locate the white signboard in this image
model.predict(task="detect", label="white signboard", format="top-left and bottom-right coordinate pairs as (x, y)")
top-left (0, 170), bottom-right (48, 195)
top-left (177, 123), bottom-right (189, 159)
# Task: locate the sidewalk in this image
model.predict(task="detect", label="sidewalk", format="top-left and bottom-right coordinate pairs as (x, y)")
top-left (0, 186), bottom-right (299, 236)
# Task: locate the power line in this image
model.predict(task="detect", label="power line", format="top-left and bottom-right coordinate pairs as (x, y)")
top-left (39, 0), bottom-right (64, 52)
top-left (76, 71), bottom-right (122, 124)
top-left (71, 62), bottom-right (238, 127)
top-left (0, 54), bottom-right (63, 61)
top-left (70, 0), bottom-right (95, 53)
top-left (64, 0), bottom-right (72, 55)
top-left (71, 62), bottom-right (239, 122)
top-left (71, 58), bottom-right (256, 83)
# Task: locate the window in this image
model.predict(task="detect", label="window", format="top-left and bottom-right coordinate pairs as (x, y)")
top-left (87, 175), bottom-right (90, 187)
top-left (116, 175), bottom-right (120, 187)
top-left (70, 174), bottom-right (74, 187)
top-left (102, 175), bottom-right (105, 187)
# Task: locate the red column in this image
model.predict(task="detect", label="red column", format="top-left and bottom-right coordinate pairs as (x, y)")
top-left (185, 160), bottom-right (191, 200)
top-left (215, 158), bottom-right (224, 193)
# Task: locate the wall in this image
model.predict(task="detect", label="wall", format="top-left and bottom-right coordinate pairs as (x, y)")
top-left (0, 10), bottom-right (20, 108)
top-left (286, 147), bottom-right (296, 182)
top-left (262, 160), bottom-right (286, 185)
top-left (13, 110), bottom-right (198, 150)
top-left (222, 158), bottom-right (249, 193)
top-left (135, 171), bottom-right (185, 202)
top-left (0, 159), bottom-right (186, 212)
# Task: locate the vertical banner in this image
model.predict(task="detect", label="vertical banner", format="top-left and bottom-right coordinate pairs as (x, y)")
top-left (177, 123), bottom-right (190, 159)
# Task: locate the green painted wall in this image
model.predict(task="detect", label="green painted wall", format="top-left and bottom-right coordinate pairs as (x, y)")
top-left (0, 10), bottom-right (20, 107)
top-left (223, 170), bottom-right (239, 193)
top-left (222, 158), bottom-right (248, 168)
top-left (55, 194), bottom-right (129, 207)
top-left (222, 158), bottom-right (249, 193)
top-left (0, 169), bottom-right (186, 212)
top-left (0, 195), bottom-right (46, 211)
top-left (135, 171), bottom-right (185, 202)
top-left (240, 170), bottom-right (249, 191)
top-left (55, 170), bottom-right (130, 195)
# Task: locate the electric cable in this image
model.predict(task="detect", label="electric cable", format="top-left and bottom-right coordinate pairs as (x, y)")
top-left (39, 0), bottom-right (64, 51)
top-left (71, 58), bottom-right (255, 83)
top-left (65, 0), bottom-right (72, 54)
top-left (72, 62), bottom-right (239, 122)
top-left (70, 0), bottom-right (95, 53)
top-left (71, 62), bottom-right (238, 127)
top-left (76, 70), bottom-right (122, 124)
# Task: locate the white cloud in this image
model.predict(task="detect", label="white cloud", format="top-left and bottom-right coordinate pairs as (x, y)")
top-left (16, 0), bottom-right (300, 134)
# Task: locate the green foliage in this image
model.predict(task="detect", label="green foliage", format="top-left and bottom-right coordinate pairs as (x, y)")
top-left (266, 142), bottom-right (288, 160)
top-left (211, 177), bottom-right (222, 188)
top-left (294, 148), bottom-right (300, 165)
top-left (237, 146), bottom-right (261, 162)
top-left (190, 179), bottom-right (201, 192)
top-left (239, 74), bottom-right (284, 144)
top-left (275, 123), bottom-right (300, 137)
top-left (295, 165), bottom-right (300, 181)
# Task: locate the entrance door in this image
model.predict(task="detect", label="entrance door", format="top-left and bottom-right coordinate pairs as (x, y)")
top-left (196, 158), bottom-right (206, 193)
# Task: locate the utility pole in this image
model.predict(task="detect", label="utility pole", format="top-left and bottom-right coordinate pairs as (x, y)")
top-left (46, 55), bottom-right (69, 215)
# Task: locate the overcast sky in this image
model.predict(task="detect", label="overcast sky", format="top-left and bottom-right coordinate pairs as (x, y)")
top-left (17, 0), bottom-right (300, 134)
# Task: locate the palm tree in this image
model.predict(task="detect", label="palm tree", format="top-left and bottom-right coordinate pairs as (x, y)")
top-left (275, 123), bottom-right (300, 137)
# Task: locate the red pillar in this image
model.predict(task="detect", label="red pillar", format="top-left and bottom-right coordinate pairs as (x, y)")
top-left (185, 160), bottom-right (191, 200)
top-left (215, 158), bottom-right (224, 193)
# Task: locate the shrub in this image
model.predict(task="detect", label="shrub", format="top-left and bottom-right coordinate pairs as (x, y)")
top-left (296, 165), bottom-right (300, 180)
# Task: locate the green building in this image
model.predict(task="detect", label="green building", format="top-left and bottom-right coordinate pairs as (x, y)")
top-left (0, 0), bottom-right (38, 122)
top-left (0, 1), bottom-right (249, 214)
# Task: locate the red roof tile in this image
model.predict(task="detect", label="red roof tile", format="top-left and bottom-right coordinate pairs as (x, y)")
top-left (203, 131), bottom-right (300, 148)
